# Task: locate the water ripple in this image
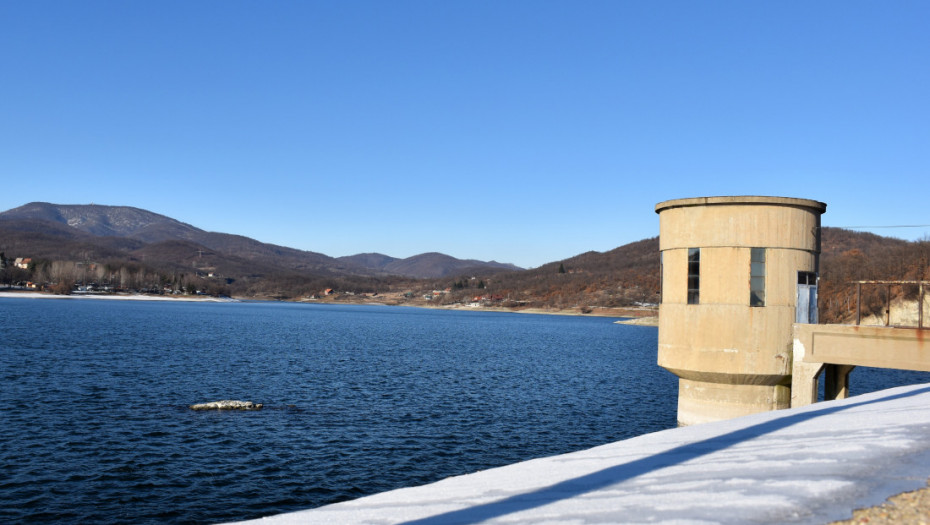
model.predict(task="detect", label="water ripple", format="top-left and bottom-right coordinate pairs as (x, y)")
top-left (2, 299), bottom-right (925, 523)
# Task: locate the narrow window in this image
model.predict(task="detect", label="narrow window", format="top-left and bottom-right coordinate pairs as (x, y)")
top-left (659, 252), bottom-right (664, 304)
top-left (750, 248), bottom-right (765, 306)
top-left (687, 248), bottom-right (700, 305)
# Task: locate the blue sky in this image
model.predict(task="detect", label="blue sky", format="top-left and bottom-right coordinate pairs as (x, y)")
top-left (2, 2), bottom-right (928, 268)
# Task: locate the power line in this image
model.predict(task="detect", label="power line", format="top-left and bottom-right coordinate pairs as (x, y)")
top-left (829, 224), bottom-right (930, 230)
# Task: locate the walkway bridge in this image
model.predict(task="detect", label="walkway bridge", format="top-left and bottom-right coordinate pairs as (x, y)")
top-left (791, 280), bottom-right (930, 408)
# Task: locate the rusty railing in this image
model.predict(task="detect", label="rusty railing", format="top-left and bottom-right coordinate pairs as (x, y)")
top-left (854, 280), bottom-right (928, 329)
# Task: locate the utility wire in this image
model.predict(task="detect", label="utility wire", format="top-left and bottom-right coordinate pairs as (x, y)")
top-left (828, 225), bottom-right (930, 229)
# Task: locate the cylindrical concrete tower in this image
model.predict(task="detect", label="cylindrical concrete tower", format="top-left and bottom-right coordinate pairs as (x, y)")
top-left (655, 196), bottom-right (826, 426)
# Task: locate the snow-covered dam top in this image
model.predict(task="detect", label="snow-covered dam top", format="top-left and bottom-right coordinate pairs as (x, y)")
top-left (231, 383), bottom-right (930, 525)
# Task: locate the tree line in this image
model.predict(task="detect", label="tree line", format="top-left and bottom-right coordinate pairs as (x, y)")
top-left (0, 254), bottom-right (231, 296)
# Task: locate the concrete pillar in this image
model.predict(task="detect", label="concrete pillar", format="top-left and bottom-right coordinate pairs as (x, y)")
top-left (656, 196), bottom-right (826, 426)
top-left (824, 364), bottom-right (856, 401)
top-left (790, 323), bottom-right (823, 408)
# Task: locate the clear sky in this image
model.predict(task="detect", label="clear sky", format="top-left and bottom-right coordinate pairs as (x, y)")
top-left (2, 2), bottom-right (928, 268)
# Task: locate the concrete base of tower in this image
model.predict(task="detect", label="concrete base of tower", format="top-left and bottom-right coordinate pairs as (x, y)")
top-left (676, 378), bottom-right (791, 426)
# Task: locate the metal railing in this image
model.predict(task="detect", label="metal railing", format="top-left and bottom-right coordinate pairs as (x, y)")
top-left (854, 280), bottom-right (928, 329)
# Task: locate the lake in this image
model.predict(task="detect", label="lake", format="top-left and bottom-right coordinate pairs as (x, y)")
top-left (1, 298), bottom-right (927, 524)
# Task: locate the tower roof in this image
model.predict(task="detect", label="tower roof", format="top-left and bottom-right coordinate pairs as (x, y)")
top-left (655, 196), bottom-right (826, 215)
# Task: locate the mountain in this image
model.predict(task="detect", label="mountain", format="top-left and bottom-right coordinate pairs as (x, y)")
top-left (449, 237), bottom-right (660, 308)
top-left (0, 202), bottom-right (365, 276)
top-left (5, 202), bottom-right (923, 315)
top-left (381, 252), bottom-right (519, 278)
top-left (0, 202), bottom-right (200, 239)
top-left (432, 229), bottom-right (927, 320)
top-left (337, 253), bottom-right (399, 271)
top-left (819, 227), bottom-right (911, 258)
top-left (817, 227), bottom-right (929, 323)
top-left (0, 202), bottom-right (523, 282)
top-left (340, 252), bottom-right (521, 278)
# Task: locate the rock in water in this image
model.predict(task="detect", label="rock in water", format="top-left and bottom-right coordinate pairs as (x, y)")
top-left (189, 400), bottom-right (263, 410)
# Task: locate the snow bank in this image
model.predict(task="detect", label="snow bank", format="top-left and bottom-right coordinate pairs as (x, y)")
top-left (0, 291), bottom-right (235, 302)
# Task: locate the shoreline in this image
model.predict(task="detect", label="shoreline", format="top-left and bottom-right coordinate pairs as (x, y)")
top-left (0, 289), bottom-right (657, 320)
top-left (301, 294), bottom-right (658, 320)
top-left (388, 302), bottom-right (657, 320)
top-left (0, 290), bottom-right (236, 302)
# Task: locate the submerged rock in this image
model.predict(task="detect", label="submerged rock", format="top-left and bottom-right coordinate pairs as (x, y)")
top-left (189, 400), bottom-right (263, 411)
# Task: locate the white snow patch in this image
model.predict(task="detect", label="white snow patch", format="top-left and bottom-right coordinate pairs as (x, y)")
top-left (229, 383), bottom-right (930, 525)
top-left (0, 291), bottom-right (236, 302)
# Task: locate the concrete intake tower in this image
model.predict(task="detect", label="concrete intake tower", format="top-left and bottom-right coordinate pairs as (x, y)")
top-left (655, 196), bottom-right (826, 426)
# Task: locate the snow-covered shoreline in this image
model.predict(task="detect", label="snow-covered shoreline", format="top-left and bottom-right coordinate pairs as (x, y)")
top-left (0, 291), bottom-right (236, 302)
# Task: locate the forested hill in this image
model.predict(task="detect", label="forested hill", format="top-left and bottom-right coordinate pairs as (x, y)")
top-left (474, 237), bottom-right (660, 307)
top-left (0, 202), bottom-right (360, 276)
top-left (818, 227), bottom-right (929, 323)
top-left (338, 252), bottom-right (521, 278)
top-left (0, 202), bottom-right (522, 296)
top-left (413, 237), bottom-right (659, 310)
top-left (423, 228), bottom-right (928, 322)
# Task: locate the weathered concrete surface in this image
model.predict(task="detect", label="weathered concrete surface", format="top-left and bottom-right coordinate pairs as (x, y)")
top-left (654, 196), bottom-right (826, 250)
top-left (656, 196), bottom-right (825, 425)
top-left (792, 323), bottom-right (930, 408)
top-left (190, 400), bottom-right (263, 410)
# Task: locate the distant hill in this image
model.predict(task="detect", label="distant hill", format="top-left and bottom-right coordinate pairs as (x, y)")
top-left (819, 226), bottom-right (911, 259)
top-left (384, 252), bottom-right (519, 278)
top-left (340, 252), bottom-right (521, 278)
top-left (426, 229), bottom-right (928, 320)
top-left (818, 227), bottom-right (928, 323)
top-left (0, 203), bottom-right (524, 284)
top-left (337, 253), bottom-right (399, 271)
top-left (0, 202), bottom-right (200, 239)
top-left (431, 237), bottom-right (661, 308)
top-left (3, 203), bottom-right (925, 313)
top-left (0, 202), bottom-right (363, 276)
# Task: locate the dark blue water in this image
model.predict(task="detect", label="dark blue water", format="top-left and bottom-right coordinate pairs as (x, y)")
top-left (0, 299), bottom-right (670, 523)
top-left (2, 299), bottom-right (928, 524)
